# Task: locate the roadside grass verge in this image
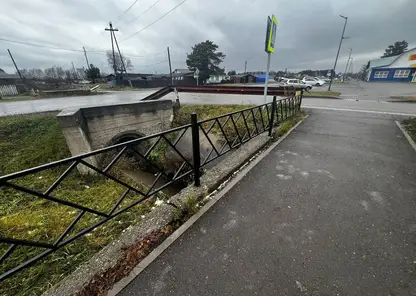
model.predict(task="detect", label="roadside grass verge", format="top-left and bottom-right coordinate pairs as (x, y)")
top-left (0, 113), bottom-right (160, 296)
top-left (274, 111), bottom-right (306, 138)
top-left (303, 91), bottom-right (341, 97)
top-left (97, 84), bottom-right (144, 91)
top-left (0, 95), bottom-right (39, 102)
top-left (402, 118), bottom-right (416, 142)
top-left (391, 96), bottom-right (416, 101)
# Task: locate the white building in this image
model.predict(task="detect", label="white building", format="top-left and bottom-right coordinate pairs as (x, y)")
top-left (366, 48), bottom-right (416, 82)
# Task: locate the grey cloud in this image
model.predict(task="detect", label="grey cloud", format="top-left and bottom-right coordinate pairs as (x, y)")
top-left (1, 0), bottom-right (415, 75)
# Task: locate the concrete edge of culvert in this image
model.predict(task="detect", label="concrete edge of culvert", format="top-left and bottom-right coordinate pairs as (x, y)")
top-left (395, 121), bottom-right (416, 152)
top-left (42, 115), bottom-right (308, 296)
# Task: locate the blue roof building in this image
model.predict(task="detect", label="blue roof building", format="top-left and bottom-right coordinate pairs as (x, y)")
top-left (255, 74), bottom-right (273, 83)
top-left (366, 48), bottom-right (416, 82)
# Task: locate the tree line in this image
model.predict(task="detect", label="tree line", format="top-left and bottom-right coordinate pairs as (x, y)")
top-left (5, 40), bottom-right (409, 84)
top-left (17, 67), bottom-right (85, 81)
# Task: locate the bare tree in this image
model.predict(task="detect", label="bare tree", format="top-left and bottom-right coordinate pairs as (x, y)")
top-left (106, 51), bottom-right (133, 73)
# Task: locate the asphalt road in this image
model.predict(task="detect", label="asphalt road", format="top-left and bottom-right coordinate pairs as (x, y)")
top-left (119, 109), bottom-right (416, 296)
top-left (0, 90), bottom-right (167, 116)
top-left (1, 89), bottom-right (416, 117)
top-left (331, 81), bottom-right (416, 100)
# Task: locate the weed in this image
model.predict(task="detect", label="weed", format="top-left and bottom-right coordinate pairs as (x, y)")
top-left (303, 91), bottom-right (341, 97)
top-left (403, 118), bottom-right (416, 142)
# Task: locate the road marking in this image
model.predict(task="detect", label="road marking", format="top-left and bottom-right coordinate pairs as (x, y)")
top-left (303, 105), bottom-right (416, 117)
top-left (395, 121), bottom-right (416, 152)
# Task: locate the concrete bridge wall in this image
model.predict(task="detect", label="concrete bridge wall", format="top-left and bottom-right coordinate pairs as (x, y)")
top-left (57, 100), bottom-right (173, 173)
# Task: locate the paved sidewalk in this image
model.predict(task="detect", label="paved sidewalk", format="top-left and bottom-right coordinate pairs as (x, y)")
top-left (119, 110), bottom-right (416, 296)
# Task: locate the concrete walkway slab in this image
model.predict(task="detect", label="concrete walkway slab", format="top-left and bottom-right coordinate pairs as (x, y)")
top-left (119, 109), bottom-right (416, 296)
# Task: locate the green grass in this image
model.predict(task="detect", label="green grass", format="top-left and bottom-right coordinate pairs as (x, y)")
top-left (0, 113), bottom-right (159, 296)
top-left (0, 95), bottom-right (40, 103)
top-left (97, 84), bottom-right (144, 91)
top-left (274, 111), bottom-right (306, 138)
top-left (173, 104), bottom-right (253, 126)
top-left (303, 91), bottom-right (341, 97)
top-left (174, 104), bottom-right (272, 147)
top-left (403, 118), bottom-right (416, 142)
top-left (391, 96), bottom-right (416, 101)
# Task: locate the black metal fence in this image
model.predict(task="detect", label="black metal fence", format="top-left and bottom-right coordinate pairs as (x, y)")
top-left (0, 93), bottom-right (302, 281)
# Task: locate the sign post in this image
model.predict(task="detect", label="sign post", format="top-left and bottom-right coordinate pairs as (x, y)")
top-left (194, 68), bottom-right (200, 86)
top-left (263, 15), bottom-right (278, 103)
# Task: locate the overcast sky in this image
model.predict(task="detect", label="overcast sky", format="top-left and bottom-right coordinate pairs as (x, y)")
top-left (0, 0), bottom-right (415, 75)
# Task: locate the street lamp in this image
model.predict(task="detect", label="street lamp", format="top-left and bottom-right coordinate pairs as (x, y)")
top-left (343, 48), bottom-right (352, 82)
top-left (328, 15), bottom-right (348, 91)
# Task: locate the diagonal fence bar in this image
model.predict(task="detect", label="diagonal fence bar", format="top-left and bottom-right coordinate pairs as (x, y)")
top-left (0, 95), bottom-right (301, 281)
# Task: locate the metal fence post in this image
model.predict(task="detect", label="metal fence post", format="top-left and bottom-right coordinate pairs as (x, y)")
top-left (299, 90), bottom-right (304, 110)
top-left (191, 113), bottom-right (201, 186)
top-left (268, 96), bottom-right (277, 137)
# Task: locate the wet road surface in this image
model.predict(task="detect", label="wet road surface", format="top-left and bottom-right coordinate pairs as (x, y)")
top-left (0, 90), bottom-right (166, 116)
top-left (119, 109), bottom-right (416, 296)
top-left (1, 89), bottom-right (416, 117)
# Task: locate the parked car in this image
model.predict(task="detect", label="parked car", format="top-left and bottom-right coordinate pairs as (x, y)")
top-left (284, 79), bottom-right (312, 90)
top-left (314, 77), bottom-right (326, 85)
top-left (302, 77), bottom-right (325, 86)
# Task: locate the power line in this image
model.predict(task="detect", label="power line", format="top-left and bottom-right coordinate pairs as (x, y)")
top-left (121, 0), bottom-right (190, 42)
top-left (116, 0), bottom-right (141, 21)
top-left (138, 60), bottom-right (167, 67)
top-left (0, 37), bottom-right (84, 52)
top-left (88, 50), bottom-right (167, 58)
top-left (125, 0), bottom-right (165, 24)
top-left (0, 37), bottom-right (166, 59)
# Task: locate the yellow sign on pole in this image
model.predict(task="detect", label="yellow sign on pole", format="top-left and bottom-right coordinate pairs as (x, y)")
top-left (265, 15), bottom-right (278, 53)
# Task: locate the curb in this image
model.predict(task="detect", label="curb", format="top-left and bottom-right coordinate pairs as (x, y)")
top-left (107, 115), bottom-right (309, 296)
top-left (395, 121), bottom-right (416, 152)
top-left (387, 100), bottom-right (416, 103)
top-left (303, 95), bottom-right (341, 100)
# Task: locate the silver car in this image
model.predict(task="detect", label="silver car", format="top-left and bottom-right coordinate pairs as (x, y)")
top-left (283, 79), bottom-right (313, 90)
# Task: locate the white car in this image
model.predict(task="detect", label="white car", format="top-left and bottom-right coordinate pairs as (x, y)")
top-left (284, 79), bottom-right (312, 90)
top-left (302, 77), bottom-right (325, 86)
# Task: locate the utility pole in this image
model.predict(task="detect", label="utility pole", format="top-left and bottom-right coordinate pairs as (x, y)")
top-left (105, 22), bottom-right (118, 83)
top-left (347, 57), bottom-right (353, 74)
top-left (7, 49), bottom-right (23, 81)
top-left (167, 47), bottom-right (173, 85)
top-left (83, 47), bottom-right (91, 70)
top-left (71, 62), bottom-right (78, 81)
top-left (106, 22), bottom-right (133, 87)
top-left (343, 48), bottom-right (352, 82)
top-left (113, 32), bottom-right (132, 87)
top-left (328, 15), bottom-right (348, 91)
top-left (244, 60), bottom-right (247, 84)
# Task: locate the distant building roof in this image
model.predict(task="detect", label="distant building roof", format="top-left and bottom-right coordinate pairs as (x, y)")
top-left (173, 69), bottom-right (192, 74)
top-left (232, 74), bottom-right (255, 78)
top-left (255, 74), bottom-right (273, 79)
top-left (368, 56), bottom-right (399, 69)
top-left (368, 47), bottom-right (416, 69)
